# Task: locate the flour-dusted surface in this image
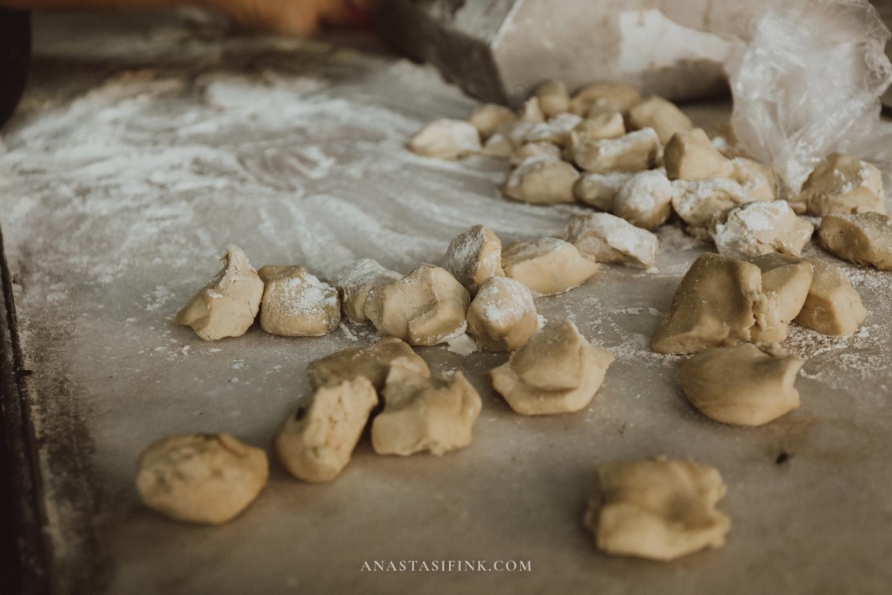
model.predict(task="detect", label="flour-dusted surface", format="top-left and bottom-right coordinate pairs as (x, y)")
top-left (2, 13), bottom-right (892, 595)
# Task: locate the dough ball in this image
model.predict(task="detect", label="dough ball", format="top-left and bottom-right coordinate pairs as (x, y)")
top-left (258, 265), bottom-right (340, 337)
top-left (371, 359), bottom-right (482, 456)
top-left (365, 264), bottom-right (470, 346)
top-left (798, 153), bottom-right (885, 216)
top-left (502, 237), bottom-right (600, 296)
top-left (274, 377), bottom-right (378, 483)
top-left (565, 212), bottom-right (659, 269)
top-left (502, 155), bottom-right (579, 205)
top-left (337, 259), bottom-right (401, 324)
top-left (443, 224), bottom-right (505, 295)
top-left (136, 433), bottom-right (268, 525)
top-left (680, 343), bottom-right (803, 426)
top-left (307, 336), bottom-right (429, 391)
top-left (818, 212), bottom-right (892, 271)
top-left (466, 276), bottom-right (538, 352)
top-left (535, 79), bottom-right (571, 118)
top-left (173, 245), bottom-right (264, 342)
top-left (468, 103), bottom-right (517, 140)
top-left (583, 457), bottom-right (730, 561)
top-left (570, 82), bottom-right (641, 117)
top-left (626, 96), bottom-right (694, 145)
top-left (711, 201), bottom-right (814, 260)
top-left (408, 118), bottom-right (481, 160)
top-left (663, 128), bottom-right (734, 181)
top-left (572, 128), bottom-right (661, 174)
top-left (574, 172), bottom-right (634, 211)
top-left (794, 258), bottom-right (866, 336)
top-left (488, 318), bottom-right (614, 415)
top-left (613, 169), bottom-right (673, 230)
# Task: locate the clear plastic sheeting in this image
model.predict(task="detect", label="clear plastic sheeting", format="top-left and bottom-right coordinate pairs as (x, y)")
top-left (726, 0), bottom-right (892, 196)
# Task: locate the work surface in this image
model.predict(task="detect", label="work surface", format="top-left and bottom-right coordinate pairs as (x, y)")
top-left (2, 13), bottom-right (892, 595)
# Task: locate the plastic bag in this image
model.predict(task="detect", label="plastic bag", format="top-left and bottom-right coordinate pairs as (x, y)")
top-left (726, 0), bottom-right (892, 196)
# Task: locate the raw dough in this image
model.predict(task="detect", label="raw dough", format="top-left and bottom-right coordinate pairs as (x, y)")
top-left (501, 237), bottom-right (600, 296)
top-left (572, 128), bottom-right (661, 174)
top-left (571, 112), bottom-right (626, 144)
top-left (749, 254), bottom-right (814, 343)
top-left (651, 253), bottom-right (761, 354)
top-left (819, 212), bottom-right (892, 271)
top-left (680, 343), bottom-right (803, 426)
top-left (626, 96), bottom-right (694, 145)
top-left (794, 258), bottom-right (867, 336)
top-left (306, 336), bottom-right (429, 391)
top-left (613, 169), bottom-right (673, 230)
top-left (582, 457), bottom-right (730, 561)
top-left (466, 276), bottom-right (538, 352)
top-left (509, 141), bottom-right (562, 167)
top-left (502, 155), bottom-right (579, 204)
top-left (173, 245), bottom-right (264, 342)
top-left (519, 97), bottom-right (545, 123)
top-left (663, 129), bottom-right (734, 181)
top-left (337, 259), bottom-right (402, 324)
top-left (136, 433), bottom-right (268, 525)
top-left (488, 318), bottom-right (614, 415)
top-left (524, 113), bottom-right (583, 146)
top-left (711, 201), bottom-right (814, 260)
top-left (274, 377), bottom-right (378, 483)
top-left (574, 172), bottom-right (633, 211)
top-left (408, 119), bottom-right (481, 160)
top-left (371, 359), bottom-right (482, 456)
top-left (565, 212), bottom-right (659, 269)
top-left (570, 82), bottom-right (641, 117)
top-left (671, 178), bottom-right (753, 230)
top-left (468, 103), bottom-right (517, 140)
top-left (535, 79), bottom-right (571, 118)
top-left (730, 157), bottom-right (778, 202)
top-left (798, 153), bottom-right (885, 216)
top-left (365, 264), bottom-right (470, 346)
top-left (258, 265), bottom-right (340, 337)
top-left (480, 133), bottom-right (515, 157)
top-left (442, 225), bottom-right (505, 295)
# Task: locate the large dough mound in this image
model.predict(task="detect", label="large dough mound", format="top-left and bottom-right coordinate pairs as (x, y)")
top-left (488, 318), bottom-right (614, 415)
top-left (583, 457), bottom-right (730, 561)
top-left (173, 245), bottom-right (264, 341)
top-left (258, 265), bottom-right (340, 337)
top-left (819, 212), bottom-right (892, 271)
top-left (306, 337), bottom-right (429, 391)
top-left (365, 264), bottom-right (470, 346)
top-left (502, 237), bottom-right (600, 296)
top-left (136, 433), bottom-right (268, 525)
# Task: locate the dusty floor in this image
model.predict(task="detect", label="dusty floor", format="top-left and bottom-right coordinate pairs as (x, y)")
top-left (2, 12), bottom-right (892, 595)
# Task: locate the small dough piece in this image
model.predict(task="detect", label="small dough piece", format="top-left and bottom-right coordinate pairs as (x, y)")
top-left (571, 82), bottom-right (641, 116)
top-left (488, 318), bottom-right (614, 415)
top-left (652, 253), bottom-right (761, 354)
top-left (408, 119), bottom-right (481, 160)
top-left (337, 259), bottom-right (402, 324)
top-left (371, 359), bottom-right (482, 456)
top-left (573, 128), bottom-right (661, 174)
top-left (794, 258), bottom-right (866, 336)
top-left (582, 457), bottom-right (730, 561)
top-left (613, 170), bottom-right (674, 230)
top-left (799, 153), bottom-right (885, 216)
top-left (443, 225), bottom-right (505, 294)
top-left (307, 336), bottom-right (429, 391)
top-left (749, 254), bottom-right (814, 343)
top-left (519, 97), bottom-right (545, 123)
top-left (711, 201), bottom-right (814, 260)
top-left (671, 178), bottom-right (754, 230)
top-left (730, 157), bottom-right (778, 202)
top-left (565, 213), bottom-right (659, 269)
top-left (680, 343), bottom-right (803, 426)
top-left (819, 212), bottom-right (892, 271)
top-left (258, 266), bottom-right (340, 337)
top-left (509, 141), bottom-right (562, 167)
top-left (136, 433), bottom-right (268, 525)
top-left (466, 277), bottom-right (538, 352)
top-left (524, 113), bottom-right (583, 146)
top-left (535, 79), bottom-right (571, 118)
top-left (365, 264), bottom-right (470, 346)
top-left (480, 132), bottom-right (515, 157)
top-left (502, 237), bottom-right (600, 296)
top-left (173, 245), bottom-right (264, 342)
top-left (468, 103), bottom-right (517, 140)
top-left (502, 156), bottom-right (579, 205)
top-left (574, 172), bottom-right (633, 211)
top-left (663, 129), bottom-right (734, 181)
top-left (572, 112), bottom-right (626, 143)
top-left (626, 96), bottom-right (694, 145)
top-left (274, 377), bottom-right (378, 483)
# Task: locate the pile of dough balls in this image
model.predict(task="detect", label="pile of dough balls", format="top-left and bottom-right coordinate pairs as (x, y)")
top-left (148, 80), bottom-right (891, 564)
